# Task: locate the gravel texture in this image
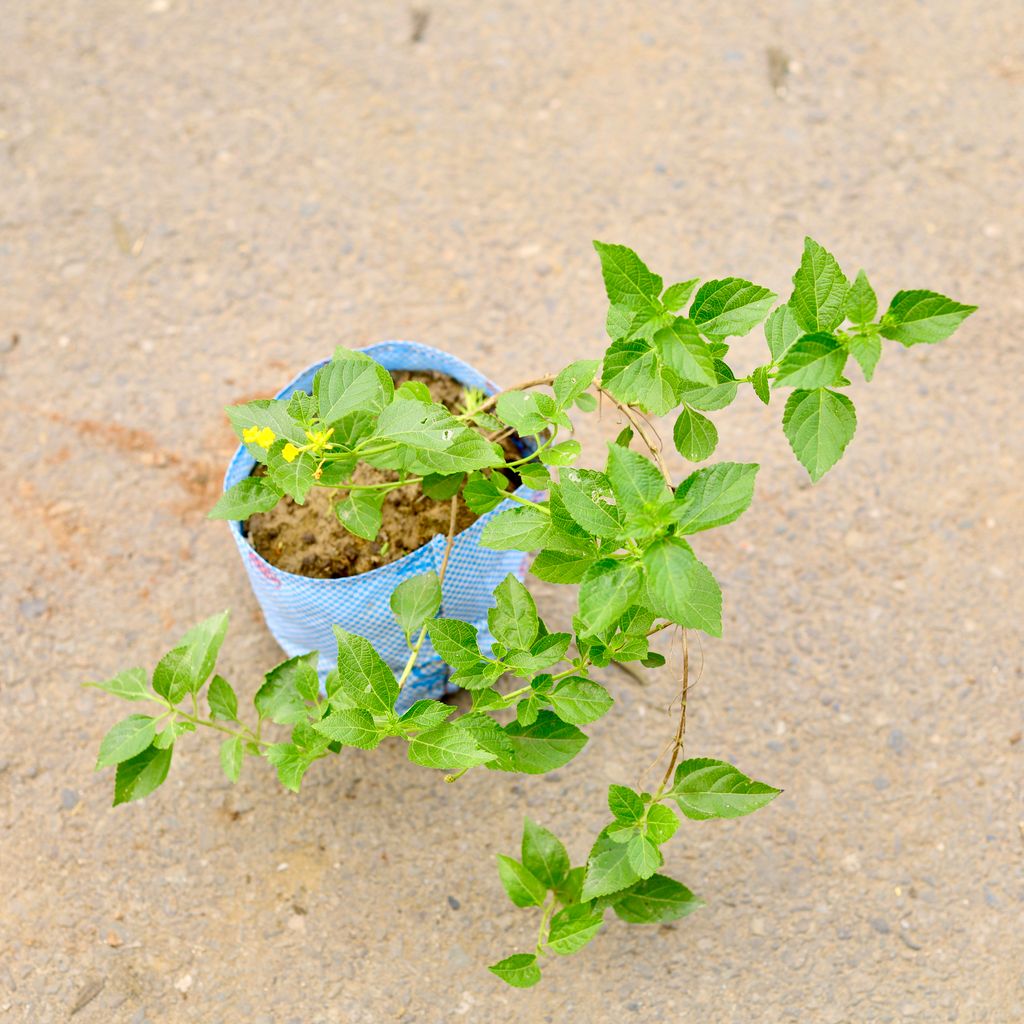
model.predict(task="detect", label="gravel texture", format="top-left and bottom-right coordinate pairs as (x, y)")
top-left (1, 2), bottom-right (1022, 1022)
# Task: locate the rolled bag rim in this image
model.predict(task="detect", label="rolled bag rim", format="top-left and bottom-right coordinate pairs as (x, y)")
top-left (222, 340), bottom-right (541, 709)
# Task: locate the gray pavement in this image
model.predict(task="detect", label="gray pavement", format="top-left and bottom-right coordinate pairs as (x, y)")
top-left (1, 2), bottom-right (1022, 1022)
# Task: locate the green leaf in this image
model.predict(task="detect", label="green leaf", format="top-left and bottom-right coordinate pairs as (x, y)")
top-left (332, 628), bottom-right (398, 717)
top-left (845, 269), bottom-right (878, 324)
top-left (593, 241), bottom-right (663, 304)
top-left (112, 743), bottom-right (173, 805)
top-left (880, 289), bottom-right (976, 346)
top-left (151, 645), bottom-right (193, 704)
top-left (675, 359), bottom-right (738, 411)
top-left (329, 410), bottom-right (376, 451)
top-left (627, 834), bottom-right (662, 878)
top-left (644, 804), bottom-right (680, 844)
top-left (751, 365), bottom-right (770, 404)
top-left (574, 391), bottom-right (598, 412)
top-left (207, 674), bottom-right (238, 721)
top-left (606, 302), bottom-right (635, 340)
top-left (530, 549), bottom-right (596, 584)
top-left (643, 537), bottom-right (722, 636)
top-left (265, 743), bottom-right (316, 793)
top-left (225, 399), bottom-right (308, 449)
top-left (555, 866), bottom-right (586, 906)
top-left (673, 407), bottom-right (718, 462)
top-left (775, 333), bottom-right (848, 388)
top-left (451, 660), bottom-right (504, 693)
top-left (390, 572), bottom-right (442, 640)
top-left (407, 724), bottom-right (494, 770)
top-left (505, 632), bottom-right (572, 675)
top-left (612, 875), bottom-right (703, 923)
top-left (208, 478), bottom-right (282, 520)
top-left (488, 575), bottom-right (539, 652)
top-left (518, 461), bottom-right (552, 489)
top-left (553, 359), bottom-right (600, 407)
top-left (540, 440), bottom-right (582, 467)
top-left (488, 953), bottom-right (541, 989)
top-left (495, 710), bottom-right (587, 774)
top-left (375, 401), bottom-right (487, 461)
top-left (789, 237), bottom-right (849, 332)
top-left (548, 678), bottom-right (613, 725)
top-left (606, 444), bottom-right (672, 521)
top-left (398, 699), bottom-right (455, 732)
top-left (521, 818), bottom-right (570, 889)
top-left (608, 784), bottom-right (645, 823)
top-left (652, 318), bottom-right (717, 384)
top-left (546, 485), bottom-right (598, 550)
top-left (672, 462), bottom-right (759, 534)
top-left (413, 429), bottom-right (505, 475)
top-left (394, 379), bottom-right (432, 402)
top-left (495, 391), bottom-right (550, 436)
top-left (557, 470), bottom-right (622, 539)
top-left (496, 855), bottom-right (547, 907)
top-left (154, 719), bottom-right (194, 749)
top-left (661, 278), bottom-right (700, 311)
top-left (266, 440), bottom-right (317, 504)
top-left (180, 611), bottom-right (230, 692)
top-left (546, 905), bottom-right (604, 955)
top-left (428, 619), bottom-right (482, 669)
top-left (847, 332), bottom-right (882, 381)
top-left (286, 390), bottom-right (316, 425)
top-left (579, 559), bottom-right (643, 636)
top-left (782, 387), bottom-right (857, 482)
top-left (255, 652), bottom-right (320, 725)
top-left (316, 350), bottom-right (394, 423)
top-left (96, 715), bottom-right (158, 768)
top-left (85, 667), bottom-right (150, 702)
top-left (581, 831), bottom-right (642, 901)
top-left (219, 735), bottom-right (243, 783)
top-left (313, 708), bottom-right (382, 749)
top-left (600, 337), bottom-right (663, 407)
top-left (480, 506), bottom-right (551, 552)
top-left (764, 303), bottom-right (802, 362)
top-left (335, 491), bottom-right (384, 541)
top-left (421, 472), bottom-right (464, 500)
top-left (462, 472), bottom-right (507, 514)
top-left (689, 278), bottom-right (777, 338)
top-left (671, 758), bottom-right (781, 819)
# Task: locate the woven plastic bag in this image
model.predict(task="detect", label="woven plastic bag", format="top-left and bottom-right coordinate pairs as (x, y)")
top-left (223, 341), bottom-right (538, 712)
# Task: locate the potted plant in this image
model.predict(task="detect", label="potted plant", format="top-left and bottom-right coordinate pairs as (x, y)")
top-left (88, 237), bottom-right (974, 987)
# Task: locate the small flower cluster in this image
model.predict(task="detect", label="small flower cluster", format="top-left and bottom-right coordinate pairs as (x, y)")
top-left (242, 425), bottom-right (334, 464)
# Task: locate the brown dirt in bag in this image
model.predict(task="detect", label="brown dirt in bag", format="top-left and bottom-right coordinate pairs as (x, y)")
top-left (245, 370), bottom-right (520, 578)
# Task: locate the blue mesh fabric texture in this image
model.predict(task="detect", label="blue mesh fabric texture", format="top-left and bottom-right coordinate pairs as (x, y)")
top-left (223, 341), bottom-right (540, 713)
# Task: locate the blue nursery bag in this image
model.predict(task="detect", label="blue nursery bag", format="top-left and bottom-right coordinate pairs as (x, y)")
top-left (223, 341), bottom-right (539, 713)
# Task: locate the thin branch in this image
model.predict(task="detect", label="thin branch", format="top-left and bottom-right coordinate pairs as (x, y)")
top-left (655, 630), bottom-right (689, 798)
top-left (476, 375), bottom-right (557, 414)
top-left (595, 385), bottom-right (673, 486)
top-left (397, 497), bottom-right (460, 692)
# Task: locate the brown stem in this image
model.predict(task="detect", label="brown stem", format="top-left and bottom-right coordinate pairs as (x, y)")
top-left (476, 375), bottom-right (557, 414)
top-left (438, 496), bottom-right (459, 583)
top-left (595, 385), bottom-right (673, 486)
top-left (656, 630), bottom-right (689, 797)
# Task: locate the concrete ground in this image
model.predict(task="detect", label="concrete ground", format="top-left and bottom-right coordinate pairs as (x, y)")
top-left (2, 2), bottom-right (1022, 1021)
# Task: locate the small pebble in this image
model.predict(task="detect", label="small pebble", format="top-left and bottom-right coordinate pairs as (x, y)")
top-left (61, 789), bottom-right (79, 810)
top-left (447, 895), bottom-right (460, 910)
top-left (870, 917), bottom-right (891, 934)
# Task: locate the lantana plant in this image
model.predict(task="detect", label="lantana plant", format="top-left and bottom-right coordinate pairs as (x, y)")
top-left (88, 238), bottom-right (974, 985)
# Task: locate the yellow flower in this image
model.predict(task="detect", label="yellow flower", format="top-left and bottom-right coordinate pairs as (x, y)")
top-left (304, 427), bottom-right (334, 451)
top-left (281, 443), bottom-right (300, 463)
top-left (243, 425), bottom-right (276, 448)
